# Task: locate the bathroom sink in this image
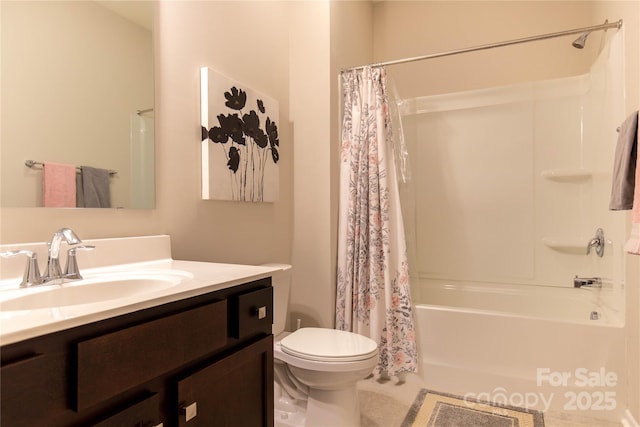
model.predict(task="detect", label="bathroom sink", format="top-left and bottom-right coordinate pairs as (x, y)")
top-left (0, 270), bottom-right (192, 311)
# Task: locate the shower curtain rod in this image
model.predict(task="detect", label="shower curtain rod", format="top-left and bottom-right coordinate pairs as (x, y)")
top-left (342, 19), bottom-right (622, 72)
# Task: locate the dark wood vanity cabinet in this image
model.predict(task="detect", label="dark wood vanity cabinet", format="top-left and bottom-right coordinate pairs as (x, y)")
top-left (0, 278), bottom-right (274, 427)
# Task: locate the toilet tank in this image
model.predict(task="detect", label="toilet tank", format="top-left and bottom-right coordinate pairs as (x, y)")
top-left (262, 264), bottom-right (292, 335)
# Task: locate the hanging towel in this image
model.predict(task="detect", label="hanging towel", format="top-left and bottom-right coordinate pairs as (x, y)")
top-left (619, 111), bottom-right (640, 254)
top-left (42, 162), bottom-right (76, 207)
top-left (609, 111), bottom-right (638, 210)
top-left (77, 166), bottom-right (111, 208)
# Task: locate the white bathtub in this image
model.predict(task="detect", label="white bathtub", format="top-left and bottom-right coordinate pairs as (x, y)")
top-left (413, 279), bottom-right (626, 421)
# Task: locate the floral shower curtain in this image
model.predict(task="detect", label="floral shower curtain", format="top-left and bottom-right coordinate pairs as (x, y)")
top-left (336, 66), bottom-right (417, 377)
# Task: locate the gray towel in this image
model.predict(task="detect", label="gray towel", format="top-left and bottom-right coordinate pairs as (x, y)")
top-left (76, 166), bottom-right (111, 208)
top-left (610, 111), bottom-right (639, 210)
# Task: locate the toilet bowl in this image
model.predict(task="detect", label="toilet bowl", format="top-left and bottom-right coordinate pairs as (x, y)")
top-left (265, 264), bottom-right (379, 427)
top-left (275, 328), bottom-right (378, 427)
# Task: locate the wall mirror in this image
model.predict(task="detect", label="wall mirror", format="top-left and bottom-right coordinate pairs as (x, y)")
top-left (1, 1), bottom-right (155, 209)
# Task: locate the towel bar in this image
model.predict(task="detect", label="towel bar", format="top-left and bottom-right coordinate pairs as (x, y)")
top-left (25, 160), bottom-right (117, 176)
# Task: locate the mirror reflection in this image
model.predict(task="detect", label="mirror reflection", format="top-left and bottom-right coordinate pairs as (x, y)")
top-left (1, 1), bottom-right (155, 209)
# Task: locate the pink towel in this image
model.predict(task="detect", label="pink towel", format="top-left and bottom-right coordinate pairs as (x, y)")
top-left (42, 162), bottom-right (76, 207)
top-left (623, 111), bottom-right (640, 254)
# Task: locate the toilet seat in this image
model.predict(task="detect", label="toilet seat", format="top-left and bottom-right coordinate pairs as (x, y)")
top-left (280, 327), bottom-right (378, 362)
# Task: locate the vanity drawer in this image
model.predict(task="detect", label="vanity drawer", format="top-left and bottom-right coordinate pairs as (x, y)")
top-left (75, 300), bottom-right (227, 411)
top-left (1, 352), bottom-right (67, 426)
top-left (92, 392), bottom-right (162, 427)
top-left (229, 286), bottom-right (273, 339)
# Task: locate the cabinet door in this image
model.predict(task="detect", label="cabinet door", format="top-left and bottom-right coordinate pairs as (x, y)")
top-left (177, 335), bottom-right (274, 427)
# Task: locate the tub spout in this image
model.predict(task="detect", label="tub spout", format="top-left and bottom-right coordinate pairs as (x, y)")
top-left (574, 276), bottom-right (602, 288)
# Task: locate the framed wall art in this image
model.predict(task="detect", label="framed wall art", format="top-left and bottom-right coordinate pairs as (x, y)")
top-left (200, 67), bottom-right (279, 202)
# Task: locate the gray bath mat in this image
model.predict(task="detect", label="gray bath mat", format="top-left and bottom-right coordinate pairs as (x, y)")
top-left (401, 389), bottom-right (545, 427)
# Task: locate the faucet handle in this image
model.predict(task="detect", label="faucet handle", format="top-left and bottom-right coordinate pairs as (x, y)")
top-left (586, 228), bottom-right (605, 257)
top-left (0, 250), bottom-right (43, 287)
top-left (64, 245), bottom-right (95, 280)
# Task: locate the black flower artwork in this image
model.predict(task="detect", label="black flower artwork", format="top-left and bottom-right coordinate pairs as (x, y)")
top-left (203, 85), bottom-right (279, 202)
top-left (224, 87), bottom-right (246, 110)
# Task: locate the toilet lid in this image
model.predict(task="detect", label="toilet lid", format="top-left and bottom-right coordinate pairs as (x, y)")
top-left (280, 328), bottom-right (378, 362)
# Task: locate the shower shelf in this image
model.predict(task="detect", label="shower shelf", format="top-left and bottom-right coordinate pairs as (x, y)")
top-left (540, 169), bottom-right (592, 182)
top-left (542, 237), bottom-right (585, 254)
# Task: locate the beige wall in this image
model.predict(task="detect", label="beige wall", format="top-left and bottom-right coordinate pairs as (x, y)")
top-left (288, 1), bottom-right (332, 329)
top-left (373, 1), bottom-right (595, 97)
top-left (154, 1), bottom-right (293, 267)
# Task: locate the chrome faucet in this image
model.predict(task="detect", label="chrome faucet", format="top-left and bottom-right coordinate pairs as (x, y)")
top-left (0, 227), bottom-right (92, 287)
top-left (44, 227), bottom-right (82, 283)
top-left (586, 228), bottom-right (604, 257)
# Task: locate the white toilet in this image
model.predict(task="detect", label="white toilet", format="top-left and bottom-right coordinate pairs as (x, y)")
top-left (267, 264), bottom-right (379, 427)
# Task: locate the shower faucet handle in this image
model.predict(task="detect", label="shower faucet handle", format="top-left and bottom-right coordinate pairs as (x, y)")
top-left (586, 228), bottom-right (604, 257)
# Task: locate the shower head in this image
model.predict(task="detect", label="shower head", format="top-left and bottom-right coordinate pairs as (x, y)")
top-left (572, 32), bottom-right (590, 49)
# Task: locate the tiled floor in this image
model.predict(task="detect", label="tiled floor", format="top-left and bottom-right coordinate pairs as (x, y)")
top-left (357, 373), bottom-right (623, 427)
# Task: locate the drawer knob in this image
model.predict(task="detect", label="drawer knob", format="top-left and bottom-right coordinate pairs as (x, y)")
top-left (256, 306), bottom-right (267, 320)
top-left (180, 402), bottom-right (197, 422)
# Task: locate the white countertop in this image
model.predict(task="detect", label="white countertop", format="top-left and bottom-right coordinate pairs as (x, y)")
top-left (0, 259), bottom-right (281, 346)
top-left (0, 235), bottom-right (283, 346)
